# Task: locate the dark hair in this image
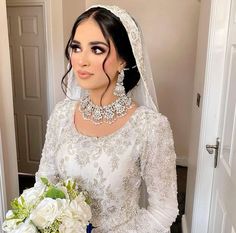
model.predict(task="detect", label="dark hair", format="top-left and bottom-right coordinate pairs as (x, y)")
top-left (61, 7), bottom-right (140, 103)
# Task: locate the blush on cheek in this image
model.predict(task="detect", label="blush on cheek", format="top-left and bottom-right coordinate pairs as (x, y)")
top-left (104, 58), bottom-right (118, 78)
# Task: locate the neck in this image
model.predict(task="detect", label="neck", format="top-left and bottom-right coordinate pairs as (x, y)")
top-left (88, 82), bottom-right (118, 106)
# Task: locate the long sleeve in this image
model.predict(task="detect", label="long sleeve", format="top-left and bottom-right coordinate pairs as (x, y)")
top-left (116, 113), bottom-right (178, 233)
top-left (35, 100), bottom-right (68, 183)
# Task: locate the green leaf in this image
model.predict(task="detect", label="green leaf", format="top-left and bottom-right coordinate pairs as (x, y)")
top-left (45, 187), bottom-right (65, 199)
top-left (11, 198), bottom-right (19, 209)
top-left (20, 196), bottom-right (25, 205)
top-left (9, 196), bottom-right (30, 222)
top-left (41, 177), bottom-right (49, 186)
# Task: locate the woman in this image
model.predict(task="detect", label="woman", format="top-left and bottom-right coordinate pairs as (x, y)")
top-left (36, 5), bottom-right (178, 233)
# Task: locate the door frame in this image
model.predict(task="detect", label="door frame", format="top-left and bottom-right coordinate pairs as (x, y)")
top-left (190, 0), bottom-right (232, 232)
top-left (0, 0), bottom-right (19, 217)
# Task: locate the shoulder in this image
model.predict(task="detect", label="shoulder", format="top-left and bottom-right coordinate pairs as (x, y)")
top-left (47, 98), bottom-right (76, 125)
top-left (135, 106), bottom-right (173, 136)
top-left (52, 98), bottom-right (75, 114)
top-left (136, 106), bottom-right (170, 126)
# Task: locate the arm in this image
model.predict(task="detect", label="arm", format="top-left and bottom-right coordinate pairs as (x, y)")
top-left (136, 113), bottom-right (179, 232)
top-left (35, 100), bottom-right (67, 183)
top-left (117, 113), bottom-right (178, 233)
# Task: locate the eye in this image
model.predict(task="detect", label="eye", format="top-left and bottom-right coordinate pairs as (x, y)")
top-left (70, 43), bottom-right (81, 53)
top-left (91, 46), bottom-right (106, 55)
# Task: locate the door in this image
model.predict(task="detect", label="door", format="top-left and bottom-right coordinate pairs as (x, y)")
top-left (207, 0), bottom-right (236, 232)
top-left (7, 5), bottom-right (48, 175)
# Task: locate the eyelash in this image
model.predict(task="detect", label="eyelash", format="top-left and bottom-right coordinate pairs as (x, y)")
top-left (70, 44), bottom-right (81, 53)
top-left (70, 44), bottom-right (106, 55)
top-left (91, 46), bottom-right (106, 55)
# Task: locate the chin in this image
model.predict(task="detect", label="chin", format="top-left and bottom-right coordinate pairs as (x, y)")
top-left (76, 78), bottom-right (111, 92)
top-left (77, 83), bottom-right (106, 94)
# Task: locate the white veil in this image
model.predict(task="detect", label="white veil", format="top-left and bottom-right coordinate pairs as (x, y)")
top-left (66, 5), bottom-right (159, 113)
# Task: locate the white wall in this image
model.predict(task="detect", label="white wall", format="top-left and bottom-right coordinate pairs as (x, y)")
top-left (86, 0), bottom-right (200, 161)
top-left (47, 0), bottom-right (86, 106)
top-left (0, 0), bottom-right (19, 208)
top-left (62, 0), bottom-right (85, 68)
top-left (185, 0), bottom-right (212, 231)
top-left (46, 0), bottom-right (65, 107)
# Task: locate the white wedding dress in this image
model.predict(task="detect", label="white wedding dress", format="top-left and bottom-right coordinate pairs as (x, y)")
top-left (36, 99), bottom-right (178, 233)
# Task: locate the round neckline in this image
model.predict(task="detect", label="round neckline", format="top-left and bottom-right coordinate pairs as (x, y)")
top-left (71, 101), bottom-right (144, 140)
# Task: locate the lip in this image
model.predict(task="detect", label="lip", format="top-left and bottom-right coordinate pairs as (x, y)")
top-left (77, 70), bottom-right (93, 79)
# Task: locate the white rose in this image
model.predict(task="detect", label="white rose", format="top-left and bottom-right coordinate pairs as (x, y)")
top-left (2, 217), bottom-right (37, 233)
top-left (2, 210), bottom-right (26, 232)
top-left (30, 198), bottom-right (68, 229)
top-left (59, 218), bottom-right (85, 233)
top-left (72, 194), bottom-right (92, 223)
top-left (20, 183), bottom-right (45, 207)
top-left (61, 194), bottom-right (91, 227)
top-left (12, 219), bottom-right (38, 233)
top-left (6, 210), bottom-right (15, 218)
top-left (2, 218), bottom-right (22, 232)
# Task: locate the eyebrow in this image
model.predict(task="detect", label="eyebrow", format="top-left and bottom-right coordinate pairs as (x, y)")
top-left (71, 40), bottom-right (109, 47)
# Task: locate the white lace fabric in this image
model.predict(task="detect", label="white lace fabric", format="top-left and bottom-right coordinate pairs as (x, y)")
top-left (36, 99), bottom-right (178, 233)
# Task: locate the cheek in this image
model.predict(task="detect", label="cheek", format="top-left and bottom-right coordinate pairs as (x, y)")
top-left (71, 53), bottom-right (104, 71)
top-left (91, 56), bottom-right (110, 78)
top-left (93, 60), bottom-right (104, 73)
top-left (104, 57), bottom-right (119, 78)
top-left (70, 54), bottom-right (77, 68)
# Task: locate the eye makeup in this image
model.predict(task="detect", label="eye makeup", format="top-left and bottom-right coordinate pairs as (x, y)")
top-left (70, 42), bottom-right (81, 53)
top-left (91, 45), bottom-right (107, 54)
top-left (70, 40), bottom-right (109, 54)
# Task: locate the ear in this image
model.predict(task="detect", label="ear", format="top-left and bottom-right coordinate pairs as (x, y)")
top-left (118, 59), bottom-right (126, 72)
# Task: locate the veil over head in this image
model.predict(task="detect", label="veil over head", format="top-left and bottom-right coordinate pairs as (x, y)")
top-left (66, 5), bottom-right (159, 112)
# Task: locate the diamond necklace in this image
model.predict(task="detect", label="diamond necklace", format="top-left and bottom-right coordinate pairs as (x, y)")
top-left (78, 94), bottom-right (134, 125)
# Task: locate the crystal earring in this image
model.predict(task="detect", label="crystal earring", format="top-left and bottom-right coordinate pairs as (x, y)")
top-left (114, 69), bottom-right (125, 97)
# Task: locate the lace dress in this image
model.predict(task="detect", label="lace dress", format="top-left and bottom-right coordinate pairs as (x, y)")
top-left (36, 99), bottom-right (178, 233)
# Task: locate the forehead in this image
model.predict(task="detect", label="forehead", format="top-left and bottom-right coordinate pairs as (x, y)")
top-left (74, 18), bottom-right (106, 42)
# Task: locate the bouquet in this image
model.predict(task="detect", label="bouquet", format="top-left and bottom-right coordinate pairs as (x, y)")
top-left (2, 177), bottom-right (92, 233)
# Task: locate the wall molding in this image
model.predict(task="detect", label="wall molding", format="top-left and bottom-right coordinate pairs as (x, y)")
top-left (182, 215), bottom-right (188, 233)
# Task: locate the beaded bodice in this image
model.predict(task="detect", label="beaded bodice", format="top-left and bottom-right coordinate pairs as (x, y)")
top-left (36, 99), bottom-right (178, 233)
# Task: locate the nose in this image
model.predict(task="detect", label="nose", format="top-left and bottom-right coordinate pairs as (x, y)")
top-left (77, 50), bottom-right (90, 67)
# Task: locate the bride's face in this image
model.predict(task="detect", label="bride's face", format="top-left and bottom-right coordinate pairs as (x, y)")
top-left (70, 18), bottom-right (124, 92)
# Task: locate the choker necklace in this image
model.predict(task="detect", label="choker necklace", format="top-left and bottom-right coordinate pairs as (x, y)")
top-left (78, 94), bottom-right (134, 125)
